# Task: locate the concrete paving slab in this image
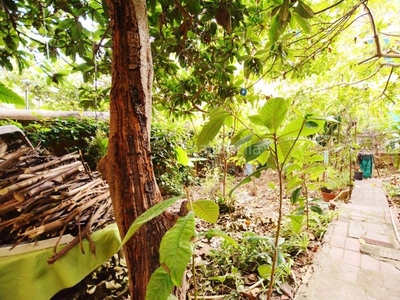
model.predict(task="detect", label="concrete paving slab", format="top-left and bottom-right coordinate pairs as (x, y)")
top-left (294, 179), bottom-right (400, 300)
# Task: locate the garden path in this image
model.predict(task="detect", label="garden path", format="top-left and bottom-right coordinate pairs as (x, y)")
top-left (295, 178), bottom-right (400, 300)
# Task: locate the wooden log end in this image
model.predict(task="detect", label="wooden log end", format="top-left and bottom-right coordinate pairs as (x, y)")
top-left (0, 188), bottom-right (9, 196)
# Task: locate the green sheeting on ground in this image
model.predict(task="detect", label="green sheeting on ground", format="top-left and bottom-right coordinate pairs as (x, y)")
top-left (0, 223), bottom-right (120, 300)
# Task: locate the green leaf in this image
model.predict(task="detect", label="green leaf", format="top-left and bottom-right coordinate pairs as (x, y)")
top-left (74, 63), bottom-right (94, 72)
top-left (307, 154), bottom-right (324, 163)
top-left (248, 114), bottom-right (266, 127)
top-left (305, 120), bottom-right (319, 128)
top-left (244, 140), bottom-right (271, 161)
top-left (260, 97), bottom-right (288, 133)
top-left (256, 150), bottom-right (270, 165)
top-left (287, 214), bottom-right (304, 233)
top-left (146, 267), bottom-right (174, 300)
top-left (192, 200), bottom-right (219, 223)
top-left (308, 165), bottom-right (326, 180)
top-left (197, 110), bottom-right (230, 150)
top-left (204, 228), bottom-right (238, 247)
top-left (292, 13), bottom-right (311, 33)
top-left (290, 187), bottom-right (302, 205)
top-left (279, 0), bottom-right (290, 22)
top-left (120, 197), bottom-right (181, 247)
top-left (294, 1), bottom-right (315, 19)
top-left (231, 129), bottom-right (251, 146)
top-left (175, 146), bottom-right (192, 167)
top-left (232, 133), bottom-right (254, 148)
top-left (186, 0), bottom-right (201, 15)
top-left (279, 117), bottom-right (324, 138)
top-left (58, 18), bottom-right (74, 30)
top-left (160, 212), bottom-right (195, 286)
top-left (258, 264), bottom-right (272, 279)
top-left (269, 15), bottom-right (286, 43)
top-left (286, 177), bottom-right (303, 190)
top-left (0, 83), bottom-right (25, 106)
top-left (285, 163), bottom-right (302, 174)
top-left (310, 205), bottom-right (323, 215)
top-left (277, 139), bottom-right (294, 162)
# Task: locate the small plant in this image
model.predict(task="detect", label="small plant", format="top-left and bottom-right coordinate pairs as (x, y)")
top-left (321, 167), bottom-right (351, 193)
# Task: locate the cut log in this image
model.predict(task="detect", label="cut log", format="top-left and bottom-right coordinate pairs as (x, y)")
top-left (0, 146), bottom-right (32, 171)
top-left (24, 153), bottom-right (80, 174)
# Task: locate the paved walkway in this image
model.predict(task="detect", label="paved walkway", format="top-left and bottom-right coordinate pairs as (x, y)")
top-left (295, 178), bottom-right (400, 300)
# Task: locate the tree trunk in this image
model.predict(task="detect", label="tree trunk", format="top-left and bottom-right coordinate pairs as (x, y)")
top-left (100, 0), bottom-right (169, 298)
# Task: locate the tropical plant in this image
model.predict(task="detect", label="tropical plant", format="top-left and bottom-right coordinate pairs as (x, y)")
top-left (116, 193), bottom-right (234, 299)
top-left (197, 96), bottom-right (327, 299)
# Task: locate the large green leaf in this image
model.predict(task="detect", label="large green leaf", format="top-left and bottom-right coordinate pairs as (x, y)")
top-left (0, 83), bottom-right (25, 106)
top-left (146, 267), bottom-right (175, 300)
top-left (197, 110), bottom-right (230, 150)
top-left (159, 212), bottom-right (195, 286)
top-left (292, 12), bottom-right (311, 33)
top-left (120, 197), bottom-right (180, 247)
top-left (260, 97), bottom-right (288, 133)
top-left (244, 140), bottom-right (271, 162)
top-left (294, 1), bottom-right (315, 19)
top-left (279, 117), bottom-right (324, 138)
top-left (192, 200), bottom-right (219, 223)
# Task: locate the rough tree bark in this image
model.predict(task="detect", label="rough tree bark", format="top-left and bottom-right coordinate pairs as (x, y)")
top-left (98, 0), bottom-right (170, 298)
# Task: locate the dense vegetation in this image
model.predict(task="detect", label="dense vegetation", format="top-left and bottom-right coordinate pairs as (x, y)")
top-left (1, 0), bottom-right (399, 299)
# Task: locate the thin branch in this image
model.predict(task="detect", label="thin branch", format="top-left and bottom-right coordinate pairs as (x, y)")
top-left (313, 65), bottom-right (383, 93)
top-left (381, 62), bottom-right (400, 67)
top-left (314, 0), bottom-right (347, 15)
top-left (358, 55), bottom-right (379, 65)
top-left (376, 66), bottom-right (395, 102)
top-left (362, 3), bottom-right (381, 57)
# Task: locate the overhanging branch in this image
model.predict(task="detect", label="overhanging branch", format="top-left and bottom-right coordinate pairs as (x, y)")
top-left (363, 3), bottom-right (400, 61)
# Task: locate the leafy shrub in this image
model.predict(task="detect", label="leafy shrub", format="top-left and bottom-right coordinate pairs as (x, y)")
top-left (0, 118), bottom-right (196, 195)
top-left (150, 121), bottom-right (195, 195)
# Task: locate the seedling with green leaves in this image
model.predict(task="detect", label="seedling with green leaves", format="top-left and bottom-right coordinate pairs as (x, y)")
top-left (197, 97), bottom-right (327, 300)
top-left (120, 195), bottom-right (236, 300)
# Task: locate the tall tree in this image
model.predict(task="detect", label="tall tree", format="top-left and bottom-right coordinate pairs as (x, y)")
top-left (96, 0), bottom-right (172, 298)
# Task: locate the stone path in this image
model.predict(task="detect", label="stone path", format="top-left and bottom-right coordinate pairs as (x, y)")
top-left (295, 178), bottom-right (400, 300)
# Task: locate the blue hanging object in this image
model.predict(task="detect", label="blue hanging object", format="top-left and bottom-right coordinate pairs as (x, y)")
top-left (240, 88), bottom-right (247, 96)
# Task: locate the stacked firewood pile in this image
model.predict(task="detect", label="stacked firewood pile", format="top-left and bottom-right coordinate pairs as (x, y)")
top-left (0, 143), bottom-right (114, 263)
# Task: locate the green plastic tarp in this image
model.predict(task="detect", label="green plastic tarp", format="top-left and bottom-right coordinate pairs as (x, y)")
top-left (0, 223), bottom-right (121, 300)
top-left (358, 153), bottom-right (374, 178)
